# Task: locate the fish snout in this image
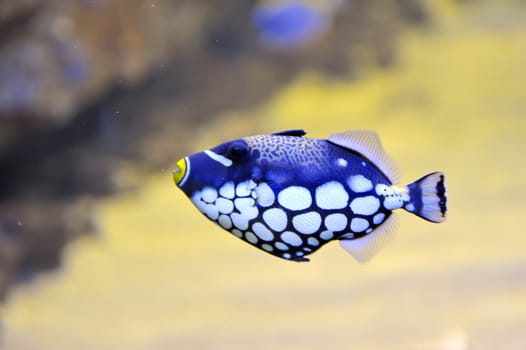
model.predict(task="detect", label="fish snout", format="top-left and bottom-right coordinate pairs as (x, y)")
top-left (172, 158), bottom-right (188, 186)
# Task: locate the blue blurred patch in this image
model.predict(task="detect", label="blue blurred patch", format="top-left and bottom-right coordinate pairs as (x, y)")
top-left (54, 40), bottom-right (90, 86)
top-left (252, 1), bottom-right (326, 49)
top-left (0, 67), bottom-right (36, 111)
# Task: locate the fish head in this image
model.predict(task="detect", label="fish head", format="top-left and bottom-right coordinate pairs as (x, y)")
top-left (173, 138), bottom-right (257, 197)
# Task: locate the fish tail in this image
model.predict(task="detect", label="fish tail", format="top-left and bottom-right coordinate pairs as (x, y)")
top-left (405, 172), bottom-right (447, 223)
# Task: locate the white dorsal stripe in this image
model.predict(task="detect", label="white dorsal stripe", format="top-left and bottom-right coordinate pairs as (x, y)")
top-left (328, 130), bottom-right (401, 184)
top-left (204, 150), bottom-right (233, 167)
top-left (339, 213), bottom-right (399, 263)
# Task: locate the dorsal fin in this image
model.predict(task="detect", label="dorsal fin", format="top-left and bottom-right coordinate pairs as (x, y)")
top-left (339, 213), bottom-right (399, 263)
top-left (272, 129), bottom-right (307, 137)
top-left (328, 130), bottom-right (401, 184)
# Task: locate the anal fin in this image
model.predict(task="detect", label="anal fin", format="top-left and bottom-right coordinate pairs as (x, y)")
top-left (339, 213), bottom-right (399, 263)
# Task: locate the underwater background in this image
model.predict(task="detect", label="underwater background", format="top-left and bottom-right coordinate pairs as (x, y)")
top-left (1, 0), bottom-right (525, 349)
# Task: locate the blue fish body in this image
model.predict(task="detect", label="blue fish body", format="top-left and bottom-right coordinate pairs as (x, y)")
top-left (173, 130), bottom-right (447, 262)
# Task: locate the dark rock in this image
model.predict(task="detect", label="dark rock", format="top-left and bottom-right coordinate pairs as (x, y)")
top-left (0, 0), bottom-right (428, 298)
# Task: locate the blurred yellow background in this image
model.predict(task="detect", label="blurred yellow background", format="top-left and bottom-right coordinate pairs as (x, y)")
top-left (2, 1), bottom-right (526, 349)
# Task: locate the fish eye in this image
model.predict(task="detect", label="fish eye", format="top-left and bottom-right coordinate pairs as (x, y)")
top-left (226, 142), bottom-right (248, 161)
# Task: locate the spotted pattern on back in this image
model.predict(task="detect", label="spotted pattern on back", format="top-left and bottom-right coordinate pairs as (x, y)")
top-left (246, 135), bottom-right (332, 172)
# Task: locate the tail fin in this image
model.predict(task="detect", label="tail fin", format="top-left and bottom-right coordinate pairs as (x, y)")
top-left (405, 172), bottom-right (447, 223)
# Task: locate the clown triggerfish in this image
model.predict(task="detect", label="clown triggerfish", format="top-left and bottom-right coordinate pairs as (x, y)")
top-left (172, 130), bottom-right (447, 262)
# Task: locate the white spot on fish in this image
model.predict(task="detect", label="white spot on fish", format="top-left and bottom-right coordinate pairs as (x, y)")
top-left (281, 231), bottom-right (303, 246)
top-left (292, 212), bottom-right (321, 235)
top-left (375, 184), bottom-right (391, 195)
top-left (278, 186), bottom-right (312, 211)
top-left (252, 222), bottom-right (274, 241)
top-left (350, 218), bottom-right (369, 232)
top-left (324, 213), bottom-right (348, 232)
top-left (320, 230), bottom-right (334, 240)
top-left (204, 150), bottom-right (232, 167)
top-left (236, 180), bottom-right (252, 197)
top-left (216, 197), bottom-right (234, 214)
top-left (192, 192), bottom-right (219, 220)
top-left (255, 183), bottom-right (275, 207)
top-left (191, 192), bottom-right (220, 220)
top-left (218, 215), bottom-right (232, 229)
top-left (315, 181), bottom-right (349, 210)
top-left (191, 191), bottom-right (204, 207)
top-left (376, 184), bottom-right (409, 210)
top-left (231, 229), bottom-right (243, 238)
top-left (350, 196), bottom-right (380, 216)
top-left (307, 237), bottom-right (319, 247)
top-left (361, 161), bottom-right (366, 167)
top-left (201, 187), bottom-right (218, 203)
top-left (275, 242), bottom-right (289, 251)
top-left (347, 175), bottom-right (373, 193)
top-left (204, 204), bottom-right (219, 220)
top-left (219, 182), bottom-right (235, 199)
top-left (247, 180), bottom-right (257, 190)
top-left (245, 231), bottom-right (258, 244)
top-left (283, 253), bottom-right (291, 259)
top-left (405, 203), bottom-right (415, 212)
top-left (245, 207), bottom-right (259, 220)
top-left (261, 243), bottom-right (274, 252)
top-left (231, 213), bottom-right (249, 230)
top-left (337, 158), bottom-right (348, 167)
top-left (233, 199), bottom-right (258, 222)
top-left (262, 208), bottom-right (288, 232)
top-left (373, 213), bottom-right (386, 225)
top-left (234, 197), bottom-right (255, 210)
top-left (234, 198), bottom-right (258, 220)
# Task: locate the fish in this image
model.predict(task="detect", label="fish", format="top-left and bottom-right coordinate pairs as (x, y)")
top-left (172, 130), bottom-right (447, 262)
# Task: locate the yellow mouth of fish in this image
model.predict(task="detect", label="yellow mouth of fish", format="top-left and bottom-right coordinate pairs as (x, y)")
top-left (172, 158), bottom-right (187, 186)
